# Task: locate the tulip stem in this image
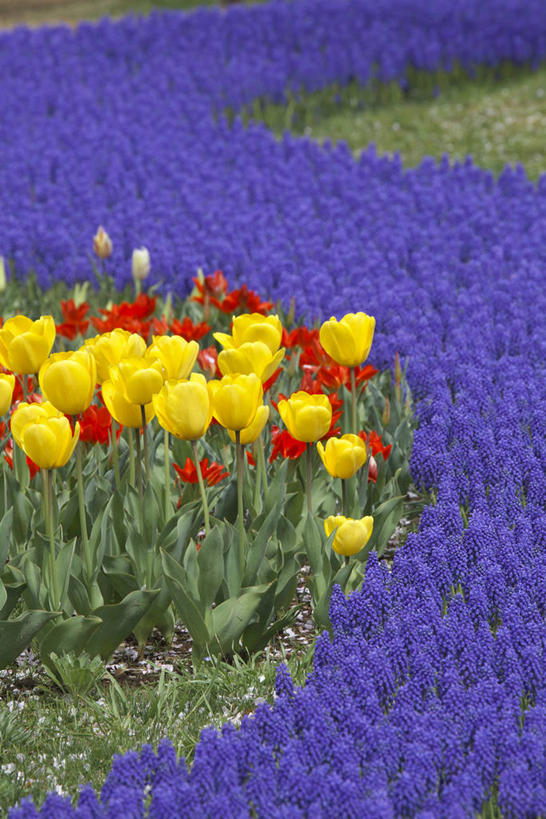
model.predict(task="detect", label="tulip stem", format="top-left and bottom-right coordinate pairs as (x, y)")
top-left (258, 434), bottom-right (268, 492)
top-left (235, 432), bottom-right (245, 563)
top-left (252, 442), bottom-right (262, 512)
top-left (135, 427), bottom-right (144, 522)
top-left (127, 428), bottom-right (136, 486)
top-left (111, 419), bottom-right (121, 491)
top-left (74, 427), bottom-right (91, 579)
top-left (164, 428), bottom-right (171, 521)
top-left (350, 367), bottom-right (358, 434)
top-left (192, 440), bottom-right (210, 538)
top-left (306, 443), bottom-right (313, 518)
top-left (341, 478), bottom-right (347, 516)
top-left (140, 405), bottom-right (150, 482)
top-left (44, 468), bottom-right (60, 611)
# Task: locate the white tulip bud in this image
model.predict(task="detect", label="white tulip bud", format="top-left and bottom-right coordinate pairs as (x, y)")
top-left (132, 247), bottom-right (150, 281)
top-left (0, 257), bottom-right (6, 292)
top-left (93, 226), bottom-right (113, 259)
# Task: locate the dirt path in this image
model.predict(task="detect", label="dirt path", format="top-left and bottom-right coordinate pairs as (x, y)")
top-left (0, 0), bottom-right (136, 29)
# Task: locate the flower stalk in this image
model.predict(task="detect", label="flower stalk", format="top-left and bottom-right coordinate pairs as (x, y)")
top-left (192, 440), bottom-right (210, 537)
top-left (140, 404), bottom-right (150, 481)
top-left (306, 443), bottom-right (313, 517)
top-left (235, 431), bottom-right (245, 563)
top-left (110, 419), bottom-right (121, 491)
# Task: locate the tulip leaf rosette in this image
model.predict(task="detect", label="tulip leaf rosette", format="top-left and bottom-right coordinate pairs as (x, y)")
top-left (0, 315), bottom-right (55, 375)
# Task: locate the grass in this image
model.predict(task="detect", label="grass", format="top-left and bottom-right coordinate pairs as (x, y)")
top-left (0, 645), bottom-right (314, 812)
top-left (253, 62), bottom-right (546, 181)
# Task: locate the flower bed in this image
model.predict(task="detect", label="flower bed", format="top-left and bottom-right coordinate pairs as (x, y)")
top-left (2, 0), bottom-right (546, 816)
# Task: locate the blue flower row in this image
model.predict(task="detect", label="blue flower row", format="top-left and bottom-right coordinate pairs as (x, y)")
top-left (4, 0), bottom-right (546, 815)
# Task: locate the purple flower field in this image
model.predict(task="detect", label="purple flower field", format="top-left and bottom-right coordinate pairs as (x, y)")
top-left (3, 0), bottom-right (546, 816)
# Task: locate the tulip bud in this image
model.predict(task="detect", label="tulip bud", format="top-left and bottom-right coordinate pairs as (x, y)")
top-left (0, 373), bottom-right (15, 415)
top-left (93, 226), bottom-right (113, 259)
top-left (227, 404), bottom-right (270, 445)
top-left (319, 312), bottom-right (375, 368)
top-left (0, 257), bottom-right (6, 292)
top-left (153, 374), bottom-right (212, 440)
top-left (39, 350), bottom-right (97, 416)
top-left (11, 401), bottom-right (79, 469)
top-left (278, 391), bottom-right (332, 443)
top-left (317, 433), bottom-right (367, 479)
top-left (0, 315), bottom-right (56, 375)
top-left (382, 396), bottom-right (390, 427)
top-left (208, 373), bottom-right (263, 432)
top-left (324, 515), bottom-right (373, 556)
top-left (132, 247), bottom-right (150, 281)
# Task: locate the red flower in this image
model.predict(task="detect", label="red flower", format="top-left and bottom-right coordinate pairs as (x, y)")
top-left (197, 345), bottom-right (221, 378)
top-left (56, 299), bottom-right (90, 340)
top-left (246, 450), bottom-right (256, 467)
top-left (90, 293), bottom-right (157, 336)
top-left (368, 455), bottom-right (378, 483)
top-left (211, 284), bottom-right (273, 315)
top-left (262, 367), bottom-right (282, 394)
top-left (151, 316), bottom-right (170, 336)
top-left (3, 438), bottom-right (40, 479)
top-left (191, 270), bottom-right (229, 305)
top-left (173, 457), bottom-right (229, 487)
top-left (282, 326), bottom-right (320, 349)
top-left (358, 429), bottom-right (392, 460)
top-left (170, 316), bottom-right (211, 342)
top-left (269, 425), bottom-right (306, 462)
top-left (79, 404), bottom-right (119, 445)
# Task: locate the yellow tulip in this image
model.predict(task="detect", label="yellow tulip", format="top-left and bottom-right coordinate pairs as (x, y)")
top-left (82, 329), bottom-right (146, 383)
top-left (0, 373), bottom-right (15, 415)
top-left (39, 351), bottom-right (97, 415)
top-left (317, 433), bottom-right (367, 479)
top-left (0, 315), bottom-right (55, 374)
top-left (277, 391), bottom-right (332, 443)
top-left (319, 312), bottom-right (376, 367)
top-left (153, 374), bottom-right (212, 440)
top-left (228, 404), bottom-right (270, 445)
top-left (208, 373), bottom-right (263, 432)
top-left (11, 401), bottom-right (80, 469)
top-left (113, 357), bottom-right (165, 406)
top-left (214, 313), bottom-right (283, 354)
top-left (217, 341), bottom-right (284, 383)
top-left (102, 375), bottom-right (155, 428)
top-left (324, 515), bottom-right (374, 556)
top-left (146, 335), bottom-right (199, 380)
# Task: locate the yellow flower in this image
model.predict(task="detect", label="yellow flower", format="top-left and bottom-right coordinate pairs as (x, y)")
top-left (208, 373), bottom-right (263, 432)
top-left (112, 357), bottom-right (164, 406)
top-left (324, 515), bottom-right (374, 556)
top-left (214, 313), bottom-right (283, 354)
top-left (0, 315), bottom-right (56, 374)
top-left (146, 335), bottom-right (199, 380)
top-left (228, 404), bottom-right (270, 445)
top-left (92, 226), bottom-right (113, 259)
top-left (82, 329), bottom-right (146, 384)
top-left (0, 373), bottom-right (15, 415)
top-left (277, 391), bottom-right (332, 443)
top-left (319, 312), bottom-right (375, 367)
top-left (39, 350), bottom-right (97, 415)
top-left (11, 401), bottom-right (79, 469)
top-left (102, 374), bottom-right (155, 429)
top-left (217, 341), bottom-right (284, 383)
top-left (317, 433), bottom-right (367, 479)
top-left (153, 374), bottom-right (212, 440)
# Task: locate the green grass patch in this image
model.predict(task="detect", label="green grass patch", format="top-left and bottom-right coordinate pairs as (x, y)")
top-left (249, 61), bottom-right (546, 181)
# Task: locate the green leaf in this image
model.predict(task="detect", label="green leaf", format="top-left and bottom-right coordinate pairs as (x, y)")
top-left (55, 537), bottom-right (76, 611)
top-left (211, 584), bottom-right (271, 656)
top-left (242, 604), bottom-right (301, 654)
top-left (142, 481), bottom-right (160, 546)
top-left (39, 615), bottom-right (102, 661)
top-left (0, 582), bottom-right (6, 612)
top-left (21, 559), bottom-right (47, 610)
top-left (0, 566), bottom-right (26, 620)
top-left (263, 459), bottom-right (288, 515)
top-left (0, 611), bottom-right (59, 669)
top-left (84, 589), bottom-right (160, 660)
top-left (302, 515), bottom-right (324, 576)
top-left (223, 520), bottom-right (245, 598)
top-left (133, 588), bottom-right (174, 650)
top-left (162, 549), bottom-right (210, 649)
top-left (68, 574), bottom-right (93, 616)
top-left (0, 508), bottom-right (13, 565)
top-left (197, 525), bottom-right (225, 608)
top-left (366, 494), bottom-right (405, 558)
top-left (243, 504), bottom-right (278, 586)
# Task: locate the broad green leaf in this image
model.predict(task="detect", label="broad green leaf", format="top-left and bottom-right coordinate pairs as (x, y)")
top-left (302, 515), bottom-right (324, 576)
top-left (223, 521), bottom-right (245, 598)
top-left (162, 549), bottom-right (210, 649)
top-left (39, 615), bottom-right (102, 660)
top-left (211, 584), bottom-right (271, 657)
top-left (84, 589), bottom-right (160, 660)
top-left (244, 504), bottom-right (278, 585)
top-left (0, 508), bottom-right (13, 565)
top-left (0, 611), bottom-right (59, 669)
top-left (197, 525), bottom-right (225, 608)
top-left (365, 494), bottom-right (405, 559)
